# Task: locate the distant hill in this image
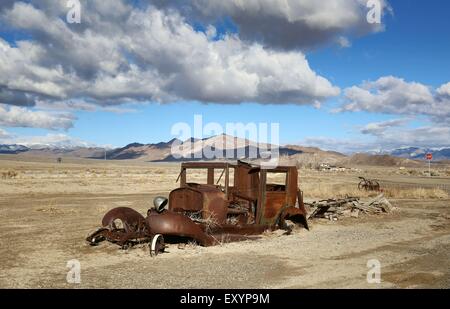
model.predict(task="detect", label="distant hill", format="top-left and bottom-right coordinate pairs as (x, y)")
top-left (279, 144), bottom-right (346, 166)
top-left (103, 135), bottom-right (305, 161)
top-left (386, 147), bottom-right (450, 161)
top-left (11, 146), bottom-right (108, 159)
top-left (0, 135), bottom-right (343, 164)
top-left (104, 138), bottom-right (180, 161)
top-left (3, 135), bottom-right (448, 166)
top-left (339, 153), bottom-right (421, 167)
top-left (0, 144), bottom-right (29, 154)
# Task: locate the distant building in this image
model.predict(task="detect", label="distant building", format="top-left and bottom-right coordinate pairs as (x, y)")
top-left (319, 163), bottom-right (348, 172)
top-left (319, 163), bottom-right (331, 171)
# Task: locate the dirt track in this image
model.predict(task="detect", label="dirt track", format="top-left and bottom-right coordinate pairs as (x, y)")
top-left (0, 157), bottom-right (449, 288)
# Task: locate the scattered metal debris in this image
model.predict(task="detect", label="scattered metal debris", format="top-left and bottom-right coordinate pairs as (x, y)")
top-left (306, 194), bottom-right (392, 221)
top-left (358, 176), bottom-right (381, 191)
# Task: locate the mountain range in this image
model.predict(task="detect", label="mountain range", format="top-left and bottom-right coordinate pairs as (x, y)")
top-left (1, 135), bottom-right (449, 165)
top-left (383, 147), bottom-right (450, 161)
top-left (105, 135), bottom-right (310, 161)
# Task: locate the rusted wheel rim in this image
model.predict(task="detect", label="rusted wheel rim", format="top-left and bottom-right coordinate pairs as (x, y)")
top-left (358, 181), bottom-right (365, 190)
top-left (150, 234), bottom-right (165, 257)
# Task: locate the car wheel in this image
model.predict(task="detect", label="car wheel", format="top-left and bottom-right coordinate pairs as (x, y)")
top-left (150, 234), bottom-right (165, 257)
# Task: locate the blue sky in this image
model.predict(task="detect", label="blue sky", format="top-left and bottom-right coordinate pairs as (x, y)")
top-left (1, 1), bottom-right (450, 152)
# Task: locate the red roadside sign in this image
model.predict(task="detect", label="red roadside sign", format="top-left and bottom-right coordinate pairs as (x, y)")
top-left (426, 153), bottom-right (433, 160)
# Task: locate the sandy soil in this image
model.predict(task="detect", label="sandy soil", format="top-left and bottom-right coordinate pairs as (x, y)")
top-left (0, 156), bottom-right (449, 288)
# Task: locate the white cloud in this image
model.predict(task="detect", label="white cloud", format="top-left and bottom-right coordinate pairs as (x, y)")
top-left (303, 125), bottom-right (450, 153)
top-left (0, 104), bottom-right (75, 130)
top-left (0, 128), bottom-right (11, 138)
top-left (334, 77), bottom-right (450, 152)
top-left (376, 126), bottom-right (450, 149)
top-left (359, 119), bottom-right (450, 149)
top-left (154, 0), bottom-right (390, 49)
top-left (360, 118), bottom-right (410, 135)
top-left (340, 76), bottom-right (450, 123)
top-left (0, 133), bottom-right (96, 149)
top-left (35, 100), bottom-right (137, 114)
top-left (437, 82), bottom-right (450, 98)
top-left (336, 36), bottom-right (351, 48)
top-left (301, 136), bottom-right (370, 153)
top-left (0, 1), bottom-right (340, 109)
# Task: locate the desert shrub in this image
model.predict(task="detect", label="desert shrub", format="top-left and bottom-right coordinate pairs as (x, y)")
top-left (407, 170), bottom-right (420, 176)
top-left (1, 170), bottom-right (18, 179)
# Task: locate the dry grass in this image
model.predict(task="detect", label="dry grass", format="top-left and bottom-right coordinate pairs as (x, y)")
top-left (188, 211), bottom-right (220, 234)
top-left (1, 170), bottom-right (18, 179)
top-left (152, 168), bottom-right (166, 174)
top-left (383, 187), bottom-right (449, 199)
top-left (1, 156), bottom-right (450, 288)
top-left (302, 183), bottom-right (375, 199)
top-left (302, 183), bottom-right (449, 200)
top-left (1, 157), bottom-right (449, 200)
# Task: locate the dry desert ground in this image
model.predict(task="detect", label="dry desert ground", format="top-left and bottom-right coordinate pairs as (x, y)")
top-left (0, 155), bottom-right (449, 288)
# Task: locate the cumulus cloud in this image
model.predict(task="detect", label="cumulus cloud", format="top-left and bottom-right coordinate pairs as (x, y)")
top-left (35, 100), bottom-right (137, 114)
top-left (356, 118), bottom-right (450, 149)
top-left (0, 86), bottom-right (36, 106)
top-left (304, 123), bottom-right (450, 153)
top-left (375, 126), bottom-right (450, 149)
top-left (340, 76), bottom-right (450, 123)
top-left (360, 118), bottom-right (410, 135)
top-left (0, 104), bottom-right (75, 130)
top-left (437, 82), bottom-right (450, 98)
top-left (153, 0), bottom-right (390, 50)
top-left (302, 136), bottom-right (372, 153)
top-left (333, 77), bottom-right (450, 151)
top-left (0, 0), bottom-right (342, 111)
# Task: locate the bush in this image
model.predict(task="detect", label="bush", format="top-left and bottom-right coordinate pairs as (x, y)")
top-left (1, 170), bottom-right (18, 179)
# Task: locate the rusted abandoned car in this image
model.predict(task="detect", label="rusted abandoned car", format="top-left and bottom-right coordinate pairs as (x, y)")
top-left (86, 161), bottom-right (308, 256)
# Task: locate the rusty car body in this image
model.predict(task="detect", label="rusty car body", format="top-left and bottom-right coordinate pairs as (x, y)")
top-left (86, 161), bottom-right (308, 255)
